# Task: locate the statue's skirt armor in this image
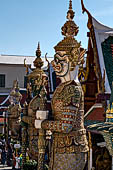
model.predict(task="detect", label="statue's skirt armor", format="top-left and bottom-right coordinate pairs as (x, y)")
top-left (50, 152), bottom-right (86, 170)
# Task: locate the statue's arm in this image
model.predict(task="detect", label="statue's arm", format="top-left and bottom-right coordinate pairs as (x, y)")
top-left (41, 116), bottom-right (73, 133)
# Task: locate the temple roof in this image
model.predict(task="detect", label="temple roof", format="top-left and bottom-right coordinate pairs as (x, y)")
top-left (0, 54), bottom-right (35, 67)
top-left (81, 0), bottom-right (113, 156)
top-left (81, 0), bottom-right (113, 93)
top-left (0, 54), bottom-right (53, 68)
top-left (84, 103), bottom-right (105, 123)
top-left (93, 18), bottom-right (113, 92)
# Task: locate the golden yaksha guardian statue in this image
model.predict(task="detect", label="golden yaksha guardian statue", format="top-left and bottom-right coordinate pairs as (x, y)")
top-left (8, 80), bottom-right (22, 138)
top-left (22, 43), bottom-right (48, 161)
top-left (41, 0), bottom-right (89, 169)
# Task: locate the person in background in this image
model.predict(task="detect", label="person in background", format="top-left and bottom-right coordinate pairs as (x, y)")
top-left (15, 153), bottom-right (21, 170)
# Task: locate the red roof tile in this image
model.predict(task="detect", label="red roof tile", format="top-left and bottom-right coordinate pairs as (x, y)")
top-left (85, 107), bottom-right (105, 122)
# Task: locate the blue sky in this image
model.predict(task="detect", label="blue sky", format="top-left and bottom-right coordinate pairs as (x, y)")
top-left (0, 0), bottom-right (113, 57)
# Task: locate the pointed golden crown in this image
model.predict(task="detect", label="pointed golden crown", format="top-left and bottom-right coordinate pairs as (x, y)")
top-left (54, 0), bottom-right (79, 52)
top-left (33, 42), bottom-right (44, 69)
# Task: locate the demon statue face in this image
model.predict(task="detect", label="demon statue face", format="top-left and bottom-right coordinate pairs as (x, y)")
top-left (51, 47), bottom-right (85, 83)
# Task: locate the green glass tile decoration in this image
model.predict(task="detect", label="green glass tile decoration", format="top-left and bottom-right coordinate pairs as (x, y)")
top-left (101, 36), bottom-right (113, 90)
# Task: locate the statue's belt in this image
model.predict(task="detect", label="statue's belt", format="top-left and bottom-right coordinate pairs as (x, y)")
top-left (54, 129), bottom-right (86, 137)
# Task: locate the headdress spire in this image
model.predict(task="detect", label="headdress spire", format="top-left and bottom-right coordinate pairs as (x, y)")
top-left (54, 0), bottom-right (79, 52)
top-left (60, 0), bottom-right (78, 38)
top-left (66, 0), bottom-right (75, 21)
top-left (69, 0), bottom-right (72, 10)
top-left (34, 42), bottom-right (43, 68)
top-left (36, 42), bottom-right (41, 58)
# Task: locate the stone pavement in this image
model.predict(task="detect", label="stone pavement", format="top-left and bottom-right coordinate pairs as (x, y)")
top-left (0, 164), bottom-right (12, 170)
